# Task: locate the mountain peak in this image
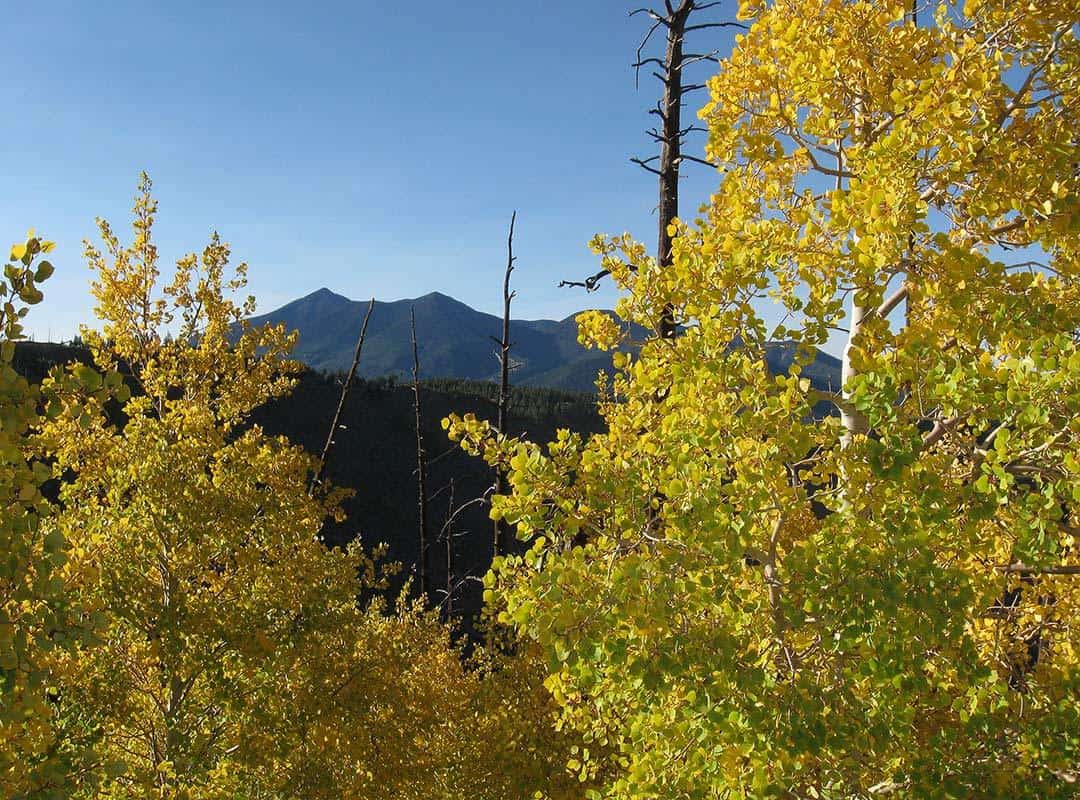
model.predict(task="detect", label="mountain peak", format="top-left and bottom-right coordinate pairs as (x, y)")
top-left (304, 287), bottom-right (350, 302)
top-left (413, 290), bottom-right (462, 305)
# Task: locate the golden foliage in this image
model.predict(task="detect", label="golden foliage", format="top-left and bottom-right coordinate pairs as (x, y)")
top-left (34, 177), bottom-right (583, 799)
top-left (449, 2), bottom-right (1080, 797)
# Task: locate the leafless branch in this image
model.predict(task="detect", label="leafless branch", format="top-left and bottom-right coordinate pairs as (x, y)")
top-left (1000, 563), bottom-right (1080, 576)
top-left (799, 144), bottom-right (856, 179)
top-left (874, 283), bottom-right (910, 321)
top-left (632, 11), bottom-right (667, 89)
top-left (677, 153), bottom-right (715, 168)
top-left (685, 21), bottom-right (747, 32)
top-left (309, 297), bottom-right (374, 494)
top-left (559, 268), bottom-right (612, 292)
top-left (631, 156), bottom-right (664, 175)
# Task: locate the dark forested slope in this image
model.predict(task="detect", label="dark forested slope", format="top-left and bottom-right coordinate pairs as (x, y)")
top-left (15, 331), bottom-right (837, 622)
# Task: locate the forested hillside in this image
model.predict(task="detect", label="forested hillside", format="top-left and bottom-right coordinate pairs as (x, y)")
top-left (252, 372), bottom-right (604, 618)
top-left (14, 340), bottom-right (604, 622)
top-left (15, 338), bottom-right (838, 622)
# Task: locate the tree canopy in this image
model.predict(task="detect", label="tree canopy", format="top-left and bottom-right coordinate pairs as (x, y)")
top-left (29, 176), bottom-right (585, 799)
top-left (449, 2), bottom-right (1080, 797)
top-left (0, 232), bottom-right (115, 799)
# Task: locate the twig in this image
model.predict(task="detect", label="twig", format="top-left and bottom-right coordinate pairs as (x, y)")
top-left (309, 297), bottom-right (374, 494)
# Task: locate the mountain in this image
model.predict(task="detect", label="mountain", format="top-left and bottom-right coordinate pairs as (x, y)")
top-left (246, 288), bottom-right (842, 393)
top-left (245, 288), bottom-right (619, 392)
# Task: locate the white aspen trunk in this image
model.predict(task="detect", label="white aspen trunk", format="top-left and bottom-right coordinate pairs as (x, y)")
top-left (840, 94), bottom-right (872, 449)
top-left (840, 300), bottom-right (869, 448)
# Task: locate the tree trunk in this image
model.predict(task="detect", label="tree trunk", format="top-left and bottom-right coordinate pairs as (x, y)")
top-left (493, 211), bottom-right (517, 558)
top-left (656, 2), bottom-right (694, 340)
top-left (410, 308), bottom-right (429, 597)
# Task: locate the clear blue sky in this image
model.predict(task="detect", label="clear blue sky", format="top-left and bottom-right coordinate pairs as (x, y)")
top-left (4, 0), bottom-right (739, 341)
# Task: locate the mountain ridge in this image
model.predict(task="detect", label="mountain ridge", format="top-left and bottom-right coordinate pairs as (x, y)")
top-left (246, 288), bottom-right (842, 393)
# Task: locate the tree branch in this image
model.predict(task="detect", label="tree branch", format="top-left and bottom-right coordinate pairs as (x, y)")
top-left (1000, 563), bottom-right (1080, 576)
top-left (631, 156), bottom-right (664, 175)
top-left (677, 153), bottom-right (715, 168)
top-left (493, 211), bottom-right (517, 559)
top-left (559, 268), bottom-right (613, 292)
top-left (309, 297), bottom-right (375, 494)
top-left (685, 21), bottom-right (747, 32)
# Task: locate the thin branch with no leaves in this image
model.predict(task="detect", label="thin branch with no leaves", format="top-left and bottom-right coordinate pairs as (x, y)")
top-left (309, 297), bottom-right (374, 495)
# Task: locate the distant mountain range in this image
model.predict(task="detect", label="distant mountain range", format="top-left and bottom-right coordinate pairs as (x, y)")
top-left (246, 288), bottom-right (842, 393)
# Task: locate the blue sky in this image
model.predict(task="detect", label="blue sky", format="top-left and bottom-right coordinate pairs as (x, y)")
top-left (4, 0), bottom-right (739, 341)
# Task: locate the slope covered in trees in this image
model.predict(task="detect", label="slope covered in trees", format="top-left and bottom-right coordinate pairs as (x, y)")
top-left (12, 345), bottom-right (606, 621)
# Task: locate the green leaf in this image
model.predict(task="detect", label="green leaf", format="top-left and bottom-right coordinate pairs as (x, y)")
top-left (34, 261), bottom-right (54, 282)
top-left (74, 365), bottom-right (102, 391)
top-left (43, 530), bottom-right (65, 554)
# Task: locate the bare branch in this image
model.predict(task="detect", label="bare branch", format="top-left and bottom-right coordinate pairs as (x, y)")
top-left (1000, 563), bottom-right (1080, 576)
top-left (875, 283), bottom-right (910, 320)
top-left (631, 157), bottom-right (664, 176)
top-left (632, 13), bottom-right (667, 89)
top-left (679, 52), bottom-right (722, 67)
top-left (440, 477), bottom-right (459, 619)
top-left (799, 145), bottom-right (855, 179)
top-left (921, 417), bottom-right (955, 450)
top-left (629, 7), bottom-right (668, 24)
top-left (309, 297), bottom-right (375, 494)
top-left (677, 153), bottom-right (715, 169)
top-left (685, 21), bottom-right (747, 32)
top-left (441, 495), bottom-right (488, 539)
top-left (559, 268), bottom-right (613, 292)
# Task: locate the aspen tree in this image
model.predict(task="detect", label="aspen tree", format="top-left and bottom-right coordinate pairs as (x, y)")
top-left (449, 2), bottom-right (1080, 796)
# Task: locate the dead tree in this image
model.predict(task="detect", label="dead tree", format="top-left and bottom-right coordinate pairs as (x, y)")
top-left (491, 211), bottom-right (517, 558)
top-left (560, 1), bottom-right (745, 338)
top-left (410, 307), bottom-right (430, 597)
top-left (428, 477), bottom-right (488, 621)
top-left (309, 297), bottom-right (375, 495)
top-left (560, 3), bottom-right (746, 541)
top-left (443, 478), bottom-right (455, 619)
